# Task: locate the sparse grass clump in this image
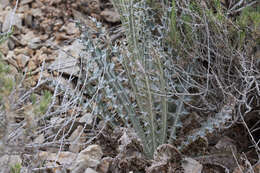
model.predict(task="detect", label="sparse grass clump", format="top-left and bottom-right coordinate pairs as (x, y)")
top-left (0, 60), bottom-right (15, 98)
top-left (35, 90), bottom-right (52, 115)
top-left (10, 163), bottom-right (21, 173)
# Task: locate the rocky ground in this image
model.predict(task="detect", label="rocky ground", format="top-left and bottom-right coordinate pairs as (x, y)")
top-left (0, 0), bottom-right (259, 173)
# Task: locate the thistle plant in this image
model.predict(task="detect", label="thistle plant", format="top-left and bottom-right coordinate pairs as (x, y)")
top-left (89, 0), bottom-right (191, 157)
top-left (106, 0), bottom-right (260, 157)
top-left (76, 12), bottom-right (189, 157)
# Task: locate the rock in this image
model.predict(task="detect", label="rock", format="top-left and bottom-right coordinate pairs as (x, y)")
top-left (9, 35), bottom-right (26, 47)
top-left (34, 0), bottom-right (44, 8)
top-left (68, 39), bottom-right (85, 58)
top-left (69, 126), bottom-right (84, 153)
top-left (39, 34), bottom-right (49, 42)
top-left (24, 14), bottom-right (33, 28)
top-left (101, 9), bottom-right (121, 23)
top-left (34, 48), bottom-right (54, 65)
top-left (147, 144), bottom-right (182, 172)
top-left (8, 38), bottom-right (16, 50)
top-left (20, 0), bottom-right (34, 5)
top-left (78, 144), bottom-right (103, 167)
top-left (85, 168), bottom-right (98, 173)
top-left (5, 51), bottom-right (19, 68)
top-left (27, 59), bottom-right (37, 71)
top-left (0, 40), bottom-right (9, 55)
top-left (14, 47), bottom-right (33, 56)
top-left (48, 55), bottom-right (79, 76)
top-left (60, 22), bottom-right (79, 35)
top-left (17, 4), bottom-right (30, 13)
top-left (2, 11), bottom-right (23, 32)
top-left (28, 37), bottom-right (42, 49)
top-left (40, 19), bottom-right (53, 34)
top-left (15, 54), bottom-right (30, 68)
top-left (30, 8), bottom-right (43, 17)
top-left (70, 144), bottom-right (103, 172)
top-left (1, 0), bottom-right (9, 9)
top-left (79, 0), bottom-right (101, 15)
top-left (72, 9), bottom-right (99, 32)
top-left (39, 151), bottom-right (77, 166)
top-left (53, 19), bottom-right (64, 32)
top-left (182, 157), bottom-right (202, 173)
top-left (48, 39), bottom-right (87, 76)
top-left (21, 31), bottom-right (36, 45)
top-left (55, 32), bottom-right (71, 42)
top-left (79, 113), bottom-right (93, 125)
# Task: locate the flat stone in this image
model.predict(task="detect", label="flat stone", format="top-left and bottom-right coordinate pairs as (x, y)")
top-left (48, 55), bottom-right (79, 76)
top-left (48, 39), bottom-right (87, 76)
